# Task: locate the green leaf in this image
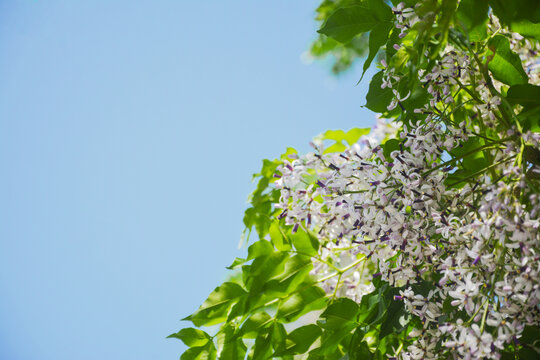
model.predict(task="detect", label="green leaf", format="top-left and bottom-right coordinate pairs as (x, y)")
top-left (280, 325), bottom-right (322, 355)
top-left (349, 338), bottom-right (372, 360)
top-left (382, 138), bottom-right (400, 160)
top-left (247, 240), bottom-right (274, 260)
top-left (490, 0), bottom-right (540, 25)
top-left (365, 71), bottom-right (393, 112)
top-left (319, 298), bottom-right (360, 330)
top-left (487, 35), bottom-right (528, 86)
top-left (456, 0), bottom-right (488, 42)
top-left (319, 128), bottom-right (371, 153)
top-left (226, 257), bottom-right (247, 270)
top-left (270, 254), bottom-right (313, 294)
top-left (318, 5), bottom-right (378, 43)
top-left (289, 228), bottom-right (319, 256)
top-left (268, 222), bottom-right (288, 251)
top-left (217, 325), bottom-right (247, 360)
top-left (277, 285), bottom-right (326, 322)
top-left (521, 325), bottom-right (540, 347)
top-left (379, 300), bottom-right (409, 338)
top-left (367, 0), bottom-right (393, 22)
top-left (181, 342), bottom-right (217, 360)
top-left (271, 322), bottom-right (288, 353)
top-left (490, 0), bottom-right (540, 39)
top-left (187, 282), bottom-right (247, 326)
top-left (507, 84), bottom-right (540, 106)
top-left (252, 331), bottom-right (273, 360)
top-left (168, 328), bottom-right (211, 347)
top-left (240, 312), bottom-right (273, 338)
top-left (362, 21), bottom-right (393, 79)
top-left (343, 128), bottom-right (371, 145)
top-left (511, 20), bottom-right (540, 41)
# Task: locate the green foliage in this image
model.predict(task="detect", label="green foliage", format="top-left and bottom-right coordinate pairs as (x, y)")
top-left (172, 1), bottom-right (540, 359)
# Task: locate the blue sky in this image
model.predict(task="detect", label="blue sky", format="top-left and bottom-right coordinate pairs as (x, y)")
top-left (0, 1), bottom-right (375, 359)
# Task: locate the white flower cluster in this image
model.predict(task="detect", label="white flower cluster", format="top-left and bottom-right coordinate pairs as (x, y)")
top-left (274, 4), bottom-right (540, 359)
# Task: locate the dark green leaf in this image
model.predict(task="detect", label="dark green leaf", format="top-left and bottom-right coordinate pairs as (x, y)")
top-left (521, 325), bottom-right (540, 346)
top-left (365, 71), bottom-right (393, 112)
top-left (379, 300), bottom-right (409, 338)
top-left (362, 21), bottom-right (393, 79)
top-left (507, 84), bottom-right (540, 106)
top-left (456, 0), bottom-right (488, 41)
top-left (367, 0), bottom-right (393, 21)
top-left (487, 35), bottom-right (528, 86)
top-left (382, 139), bottom-right (400, 160)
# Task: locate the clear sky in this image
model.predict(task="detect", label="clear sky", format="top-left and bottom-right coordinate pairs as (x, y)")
top-left (0, 1), bottom-right (376, 359)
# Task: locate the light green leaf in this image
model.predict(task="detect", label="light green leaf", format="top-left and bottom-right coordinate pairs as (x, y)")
top-left (240, 312), bottom-right (273, 338)
top-left (289, 228), bottom-right (319, 256)
top-left (181, 342), bottom-right (217, 360)
top-left (343, 128), bottom-right (371, 145)
top-left (226, 257), bottom-right (247, 270)
top-left (511, 20), bottom-right (540, 41)
top-left (168, 328), bottom-right (211, 347)
top-left (247, 240), bottom-right (274, 260)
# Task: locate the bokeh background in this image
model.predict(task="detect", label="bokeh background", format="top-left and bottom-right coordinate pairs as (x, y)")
top-left (0, 1), bottom-right (376, 359)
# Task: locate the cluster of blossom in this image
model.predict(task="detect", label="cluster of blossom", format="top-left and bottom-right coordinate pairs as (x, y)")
top-left (274, 4), bottom-right (540, 360)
